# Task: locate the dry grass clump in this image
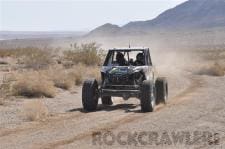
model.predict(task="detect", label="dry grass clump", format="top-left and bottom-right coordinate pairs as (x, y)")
top-left (0, 47), bottom-right (54, 70)
top-left (0, 44), bottom-right (101, 98)
top-left (0, 73), bottom-right (15, 105)
top-left (0, 98), bottom-right (4, 105)
top-left (10, 65), bottom-right (88, 97)
top-left (22, 100), bottom-right (49, 121)
top-left (67, 70), bottom-right (83, 86)
top-left (52, 76), bottom-right (74, 90)
top-left (46, 64), bottom-right (100, 88)
top-left (0, 88), bottom-right (8, 105)
top-left (45, 67), bottom-right (75, 90)
top-left (45, 64), bottom-right (99, 88)
top-left (86, 66), bottom-right (101, 81)
top-left (63, 42), bottom-right (102, 66)
top-left (66, 64), bottom-right (100, 85)
top-left (74, 72), bottom-right (83, 85)
top-left (40, 65), bottom-right (84, 89)
top-left (196, 62), bottom-right (225, 76)
top-left (0, 49), bottom-right (15, 57)
top-left (12, 71), bottom-right (56, 98)
top-left (0, 60), bottom-right (8, 65)
top-left (16, 47), bottom-right (54, 70)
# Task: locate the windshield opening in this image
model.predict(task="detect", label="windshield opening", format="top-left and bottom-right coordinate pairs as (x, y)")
top-left (104, 50), bottom-right (146, 66)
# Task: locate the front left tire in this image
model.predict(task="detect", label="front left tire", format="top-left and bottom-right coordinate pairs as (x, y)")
top-left (82, 79), bottom-right (99, 112)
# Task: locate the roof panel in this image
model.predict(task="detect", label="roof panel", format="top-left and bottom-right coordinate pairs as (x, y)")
top-left (109, 47), bottom-right (149, 51)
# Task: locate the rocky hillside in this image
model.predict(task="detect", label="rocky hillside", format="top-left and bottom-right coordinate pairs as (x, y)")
top-left (89, 0), bottom-right (225, 36)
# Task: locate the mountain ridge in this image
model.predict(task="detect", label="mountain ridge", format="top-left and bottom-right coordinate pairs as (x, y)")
top-left (89, 0), bottom-right (225, 36)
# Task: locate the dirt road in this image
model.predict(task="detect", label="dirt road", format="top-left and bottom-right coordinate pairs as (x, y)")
top-left (0, 54), bottom-right (225, 149)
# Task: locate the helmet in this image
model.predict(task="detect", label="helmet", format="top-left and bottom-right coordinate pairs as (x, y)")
top-left (116, 52), bottom-right (124, 62)
top-left (116, 52), bottom-right (125, 66)
top-left (136, 53), bottom-right (144, 62)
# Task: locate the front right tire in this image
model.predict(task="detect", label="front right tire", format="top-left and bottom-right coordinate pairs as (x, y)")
top-left (140, 80), bottom-right (155, 112)
top-left (156, 77), bottom-right (168, 104)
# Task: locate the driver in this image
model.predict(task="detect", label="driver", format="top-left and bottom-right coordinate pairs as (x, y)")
top-left (116, 52), bottom-right (126, 66)
top-left (134, 53), bottom-right (145, 66)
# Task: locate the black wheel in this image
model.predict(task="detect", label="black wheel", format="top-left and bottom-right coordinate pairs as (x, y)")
top-left (82, 79), bottom-right (99, 112)
top-left (140, 80), bottom-right (155, 112)
top-left (102, 96), bottom-right (113, 105)
top-left (156, 77), bottom-right (168, 104)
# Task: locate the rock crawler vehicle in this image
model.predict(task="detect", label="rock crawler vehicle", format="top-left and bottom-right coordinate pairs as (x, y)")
top-left (82, 48), bottom-right (168, 112)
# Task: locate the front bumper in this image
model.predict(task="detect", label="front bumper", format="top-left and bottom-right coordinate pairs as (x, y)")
top-left (100, 85), bottom-right (140, 98)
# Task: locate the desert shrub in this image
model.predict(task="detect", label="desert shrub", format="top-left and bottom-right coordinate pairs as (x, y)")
top-left (0, 47), bottom-right (54, 70)
top-left (45, 67), bottom-right (74, 90)
top-left (0, 98), bottom-right (4, 105)
top-left (0, 49), bottom-right (15, 57)
top-left (87, 66), bottom-right (101, 81)
top-left (0, 73), bottom-right (16, 105)
top-left (39, 65), bottom-right (83, 89)
top-left (67, 70), bottom-right (83, 86)
top-left (46, 64), bottom-right (99, 88)
top-left (66, 64), bottom-right (100, 85)
top-left (7, 63), bottom-right (100, 99)
top-left (52, 76), bottom-right (73, 90)
top-left (74, 72), bottom-right (83, 85)
top-left (12, 71), bottom-right (56, 98)
top-left (0, 60), bottom-right (8, 65)
top-left (22, 100), bottom-right (49, 121)
top-left (196, 62), bottom-right (225, 76)
top-left (209, 63), bottom-right (225, 76)
top-left (0, 84), bottom-right (10, 105)
top-left (63, 42), bottom-right (101, 66)
top-left (16, 47), bottom-right (54, 69)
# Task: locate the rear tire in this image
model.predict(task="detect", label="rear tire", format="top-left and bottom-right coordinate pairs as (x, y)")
top-left (102, 96), bottom-right (113, 105)
top-left (140, 80), bottom-right (155, 112)
top-left (156, 77), bottom-right (168, 104)
top-left (82, 79), bottom-right (99, 112)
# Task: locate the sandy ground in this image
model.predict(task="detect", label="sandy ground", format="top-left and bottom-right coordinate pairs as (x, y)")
top-left (0, 51), bottom-right (225, 149)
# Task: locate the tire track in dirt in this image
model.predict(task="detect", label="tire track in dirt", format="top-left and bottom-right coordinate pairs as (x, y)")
top-left (0, 105), bottom-right (138, 138)
top-left (156, 78), bottom-right (204, 111)
top-left (0, 76), bottom-right (204, 149)
top-left (174, 78), bottom-right (201, 97)
top-left (39, 114), bottom-right (146, 149)
top-left (40, 77), bottom-right (204, 149)
top-left (0, 112), bottom-right (86, 138)
top-left (169, 77), bottom-right (204, 103)
top-left (153, 76), bottom-right (203, 112)
top-left (0, 103), bottom-right (137, 138)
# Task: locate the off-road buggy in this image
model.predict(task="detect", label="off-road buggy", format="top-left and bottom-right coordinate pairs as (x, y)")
top-left (82, 48), bottom-right (168, 112)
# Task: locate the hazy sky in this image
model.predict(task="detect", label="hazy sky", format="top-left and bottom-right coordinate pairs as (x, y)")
top-left (0, 0), bottom-right (187, 31)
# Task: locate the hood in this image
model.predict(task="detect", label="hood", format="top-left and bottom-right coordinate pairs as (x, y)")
top-left (108, 67), bottom-right (129, 75)
top-left (102, 66), bottom-right (147, 75)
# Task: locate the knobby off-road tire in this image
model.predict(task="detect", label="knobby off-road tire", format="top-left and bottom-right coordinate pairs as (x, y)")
top-left (140, 80), bottom-right (155, 112)
top-left (102, 96), bottom-right (113, 105)
top-left (156, 77), bottom-right (168, 104)
top-left (82, 79), bottom-right (99, 112)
